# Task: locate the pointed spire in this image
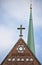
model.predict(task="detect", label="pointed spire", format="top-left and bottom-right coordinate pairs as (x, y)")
top-left (27, 4), bottom-right (35, 55)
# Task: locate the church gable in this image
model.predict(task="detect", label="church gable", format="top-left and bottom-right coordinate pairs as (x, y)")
top-left (1, 38), bottom-right (41, 65)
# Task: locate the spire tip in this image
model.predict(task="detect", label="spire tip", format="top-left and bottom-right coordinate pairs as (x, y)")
top-left (30, 0), bottom-right (32, 9)
top-left (30, 3), bottom-right (32, 9)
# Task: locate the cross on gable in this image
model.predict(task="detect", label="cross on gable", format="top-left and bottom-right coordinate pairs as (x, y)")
top-left (17, 25), bottom-right (25, 37)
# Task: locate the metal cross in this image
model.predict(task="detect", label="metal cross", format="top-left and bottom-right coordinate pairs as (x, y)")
top-left (17, 25), bottom-right (25, 37)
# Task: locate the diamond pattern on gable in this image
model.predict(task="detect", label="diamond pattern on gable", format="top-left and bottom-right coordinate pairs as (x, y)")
top-left (1, 38), bottom-right (41, 65)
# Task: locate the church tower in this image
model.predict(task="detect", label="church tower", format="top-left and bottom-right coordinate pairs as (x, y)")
top-left (27, 4), bottom-right (35, 55)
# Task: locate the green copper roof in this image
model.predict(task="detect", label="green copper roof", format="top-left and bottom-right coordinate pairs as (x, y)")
top-left (27, 4), bottom-right (35, 55)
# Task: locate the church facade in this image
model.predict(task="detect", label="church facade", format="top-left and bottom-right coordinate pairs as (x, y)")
top-left (1, 38), bottom-right (41, 65)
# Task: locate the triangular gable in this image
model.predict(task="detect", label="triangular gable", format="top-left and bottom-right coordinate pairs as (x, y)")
top-left (1, 38), bottom-right (41, 65)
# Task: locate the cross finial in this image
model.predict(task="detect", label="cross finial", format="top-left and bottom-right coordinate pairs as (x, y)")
top-left (17, 25), bottom-right (25, 37)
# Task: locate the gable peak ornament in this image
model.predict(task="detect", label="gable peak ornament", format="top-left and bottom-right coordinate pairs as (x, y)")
top-left (17, 25), bottom-right (25, 37)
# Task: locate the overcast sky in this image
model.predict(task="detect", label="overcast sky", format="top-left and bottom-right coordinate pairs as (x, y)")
top-left (0, 0), bottom-right (42, 64)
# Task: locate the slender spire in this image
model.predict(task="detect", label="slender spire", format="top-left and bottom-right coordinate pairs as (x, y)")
top-left (27, 4), bottom-right (35, 55)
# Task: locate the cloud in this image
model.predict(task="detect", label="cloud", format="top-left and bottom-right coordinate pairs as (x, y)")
top-left (32, 0), bottom-right (42, 29)
top-left (0, 25), bottom-right (17, 50)
top-left (1, 0), bottom-right (42, 29)
top-left (1, 0), bottom-right (30, 21)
